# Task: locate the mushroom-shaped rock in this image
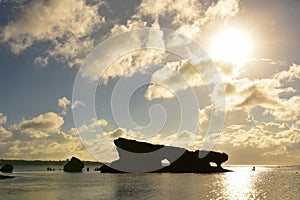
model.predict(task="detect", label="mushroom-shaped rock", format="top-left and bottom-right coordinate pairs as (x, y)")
top-left (0, 164), bottom-right (14, 173)
top-left (63, 157), bottom-right (84, 172)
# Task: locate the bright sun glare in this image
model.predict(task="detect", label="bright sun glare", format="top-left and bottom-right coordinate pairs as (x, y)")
top-left (210, 28), bottom-right (253, 67)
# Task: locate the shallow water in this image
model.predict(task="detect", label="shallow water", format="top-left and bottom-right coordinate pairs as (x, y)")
top-left (0, 165), bottom-right (299, 200)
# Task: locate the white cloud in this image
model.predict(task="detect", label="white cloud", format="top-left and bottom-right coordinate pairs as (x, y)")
top-left (1, 0), bottom-right (104, 67)
top-left (262, 145), bottom-right (288, 156)
top-left (205, 0), bottom-right (239, 19)
top-left (145, 60), bottom-right (205, 99)
top-left (0, 111), bottom-right (94, 160)
top-left (18, 112), bottom-right (64, 132)
top-left (57, 97), bottom-right (71, 115)
top-left (71, 100), bottom-right (86, 110)
top-left (0, 126), bottom-right (12, 141)
top-left (0, 113), bottom-right (7, 125)
top-left (223, 77), bottom-right (300, 121)
top-left (110, 20), bottom-right (147, 36)
top-left (77, 118), bottom-right (108, 134)
top-left (219, 115), bottom-right (300, 150)
top-left (273, 63), bottom-right (300, 82)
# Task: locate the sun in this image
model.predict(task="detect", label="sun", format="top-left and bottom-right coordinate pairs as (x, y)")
top-left (210, 28), bottom-right (253, 67)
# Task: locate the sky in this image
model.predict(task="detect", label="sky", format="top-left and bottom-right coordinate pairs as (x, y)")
top-left (0, 0), bottom-right (299, 165)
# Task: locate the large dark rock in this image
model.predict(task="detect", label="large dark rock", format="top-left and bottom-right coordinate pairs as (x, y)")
top-left (0, 164), bottom-right (14, 173)
top-left (100, 137), bottom-right (230, 173)
top-left (63, 157), bottom-right (84, 172)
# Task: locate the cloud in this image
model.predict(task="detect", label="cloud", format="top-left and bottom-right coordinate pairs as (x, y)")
top-left (57, 97), bottom-right (71, 115)
top-left (137, 0), bottom-right (239, 38)
top-left (262, 145), bottom-right (288, 156)
top-left (0, 126), bottom-right (13, 141)
top-left (219, 113), bottom-right (300, 151)
top-left (1, 0), bottom-right (105, 67)
top-left (145, 60), bottom-right (204, 99)
top-left (110, 20), bottom-right (147, 35)
top-left (71, 100), bottom-right (86, 110)
top-left (58, 97), bottom-right (87, 114)
top-left (0, 111), bottom-right (94, 160)
top-left (78, 0), bottom-right (241, 83)
top-left (77, 118), bottom-right (108, 133)
top-left (273, 63), bottom-right (300, 82)
top-left (0, 113), bottom-right (7, 125)
top-left (18, 112), bottom-right (64, 132)
top-left (205, 0), bottom-right (239, 19)
top-left (223, 77), bottom-right (299, 121)
top-left (123, 0), bottom-right (240, 101)
top-left (80, 25), bottom-right (165, 82)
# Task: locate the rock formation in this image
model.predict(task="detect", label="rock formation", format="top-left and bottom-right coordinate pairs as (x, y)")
top-left (0, 164), bottom-right (14, 173)
top-left (100, 137), bottom-right (230, 173)
top-left (63, 157), bottom-right (84, 172)
top-left (0, 175), bottom-right (14, 179)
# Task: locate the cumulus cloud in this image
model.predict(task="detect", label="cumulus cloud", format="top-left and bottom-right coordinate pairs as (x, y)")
top-left (58, 97), bottom-right (87, 113)
top-left (0, 113), bottom-right (7, 125)
top-left (205, 0), bottom-right (239, 19)
top-left (127, 0), bottom-right (240, 100)
top-left (273, 63), bottom-right (300, 82)
top-left (220, 118), bottom-right (300, 153)
top-left (262, 145), bottom-right (288, 156)
top-left (80, 26), bottom-right (165, 82)
top-left (145, 60), bottom-right (204, 99)
top-left (0, 126), bottom-right (13, 141)
top-left (77, 0), bottom-right (241, 84)
top-left (0, 111), bottom-right (94, 160)
top-left (71, 100), bottom-right (86, 110)
top-left (58, 97), bottom-right (71, 115)
top-left (222, 77), bottom-right (300, 121)
top-left (1, 0), bottom-right (104, 67)
top-left (18, 112), bottom-right (64, 132)
top-left (77, 118), bottom-right (108, 133)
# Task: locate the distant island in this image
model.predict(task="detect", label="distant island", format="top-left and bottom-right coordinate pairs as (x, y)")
top-left (100, 137), bottom-right (231, 173)
top-left (0, 158), bottom-right (103, 174)
top-left (0, 159), bottom-right (102, 166)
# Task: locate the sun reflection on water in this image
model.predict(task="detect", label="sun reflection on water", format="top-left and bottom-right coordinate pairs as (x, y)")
top-left (221, 167), bottom-right (268, 200)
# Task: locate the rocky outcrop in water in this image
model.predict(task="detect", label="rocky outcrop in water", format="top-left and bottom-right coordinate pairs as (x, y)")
top-left (63, 157), bottom-right (84, 172)
top-left (0, 164), bottom-right (14, 173)
top-left (0, 175), bottom-right (14, 179)
top-left (100, 137), bottom-right (230, 173)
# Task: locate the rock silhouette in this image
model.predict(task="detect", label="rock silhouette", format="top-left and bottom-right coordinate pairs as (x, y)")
top-left (0, 175), bottom-right (14, 179)
top-left (63, 157), bottom-right (84, 172)
top-left (0, 164), bottom-right (14, 173)
top-left (100, 137), bottom-right (230, 173)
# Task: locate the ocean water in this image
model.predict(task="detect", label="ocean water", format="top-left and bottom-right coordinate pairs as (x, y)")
top-left (0, 165), bottom-right (299, 200)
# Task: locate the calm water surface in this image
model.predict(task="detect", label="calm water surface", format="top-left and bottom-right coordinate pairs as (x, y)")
top-left (0, 165), bottom-right (299, 200)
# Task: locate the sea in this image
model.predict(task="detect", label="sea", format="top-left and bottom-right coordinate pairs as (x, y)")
top-left (0, 165), bottom-right (299, 200)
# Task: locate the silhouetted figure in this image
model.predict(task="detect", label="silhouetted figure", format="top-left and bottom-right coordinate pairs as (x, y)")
top-left (94, 167), bottom-right (101, 171)
top-left (252, 166), bottom-right (255, 171)
top-left (47, 167), bottom-right (56, 171)
top-left (0, 164), bottom-right (14, 173)
top-left (87, 167), bottom-right (89, 172)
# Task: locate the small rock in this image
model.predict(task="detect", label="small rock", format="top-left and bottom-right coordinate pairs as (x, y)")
top-left (0, 164), bottom-right (14, 173)
top-left (63, 157), bottom-right (84, 172)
